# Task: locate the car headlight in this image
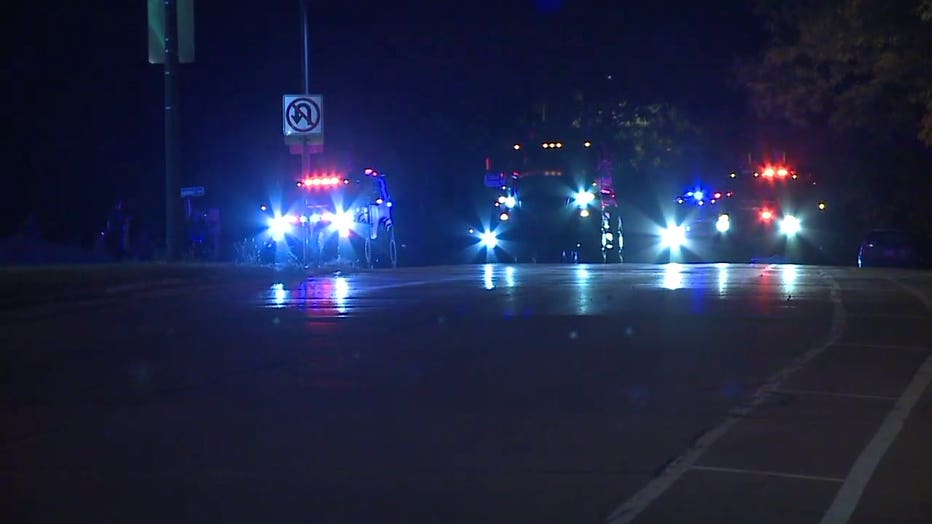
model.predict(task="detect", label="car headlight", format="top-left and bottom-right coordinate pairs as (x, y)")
top-left (479, 231), bottom-right (498, 248)
top-left (267, 215), bottom-right (293, 241)
top-left (574, 191), bottom-right (596, 207)
top-left (331, 210), bottom-right (354, 237)
top-left (661, 225), bottom-right (687, 248)
top-left (780, 215), bottom-right (801, 236)
top-left (716, 214), bottom-right (730, 233)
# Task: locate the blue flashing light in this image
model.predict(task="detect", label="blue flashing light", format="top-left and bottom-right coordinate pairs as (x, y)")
top-left (573, 191), bottom-right (596, 207)
top-left (479, 231), bottom-right (498, 249)
top-left (268, 215), bottom-right (292, 241)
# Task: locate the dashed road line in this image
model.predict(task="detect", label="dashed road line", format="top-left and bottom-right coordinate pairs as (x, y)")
top-left (820, 278), bottom-right (932, 524)
top-left (689, 465), bottom-right (844, 483)
top-left (819, 353), bottom-right (932, 524)
top-left (605, 273), bottom-right (847, 524)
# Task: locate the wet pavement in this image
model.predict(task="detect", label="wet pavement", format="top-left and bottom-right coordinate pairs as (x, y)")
top-left (0, 264), bottom-right (930, 523)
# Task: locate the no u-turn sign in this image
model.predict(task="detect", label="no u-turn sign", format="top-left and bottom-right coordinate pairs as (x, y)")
top-left (283, 95), bottom-right (324, 136)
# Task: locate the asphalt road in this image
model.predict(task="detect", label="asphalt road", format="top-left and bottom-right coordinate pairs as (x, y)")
top-left (1, 264), bottom-right (930, 523)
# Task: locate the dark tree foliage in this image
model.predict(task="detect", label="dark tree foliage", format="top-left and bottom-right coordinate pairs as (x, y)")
top-left (570, 95), bottom-right (700, 175)
top-left (739, 0), bottom-right (932, 146)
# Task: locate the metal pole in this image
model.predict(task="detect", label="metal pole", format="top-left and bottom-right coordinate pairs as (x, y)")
top-left (299, 0), bottom-right (310, 176)
top-left (164, 0), bottom-right (178, 260)
top-left (299, 0), bottom-right (311, 265)
top-left (300, 0), bottom-right (310, 94)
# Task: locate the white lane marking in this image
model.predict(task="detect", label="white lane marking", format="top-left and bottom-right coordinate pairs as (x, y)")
top-left (690, 465), bottom-right (844, 483)
top-left (820, 278), bottom-right (932, 524)
top-left (774, 389), bottom-right (899, 402)
top-left (605, 273), bottom-right (847, 524)
top-left (819, 353), bottom-right (932, 524)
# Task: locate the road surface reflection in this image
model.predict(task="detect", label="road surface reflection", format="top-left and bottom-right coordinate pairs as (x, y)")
top-left (258, 263), bottom-right (819, 318)
top-left (263, 277), bottom-right (350, 315)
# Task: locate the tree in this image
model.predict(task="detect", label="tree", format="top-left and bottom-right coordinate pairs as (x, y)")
top-left (571, 97), bottom-right (700, 174)
top-left (739, 0), bottom-right (932, 146)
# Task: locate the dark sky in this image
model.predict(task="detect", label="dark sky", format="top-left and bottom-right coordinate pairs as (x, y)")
top-left (4, 0), bottom-right (762, 245)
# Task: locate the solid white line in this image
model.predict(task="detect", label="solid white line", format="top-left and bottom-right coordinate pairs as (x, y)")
top-left (605, 273), bottom-right (847, 524)
top-left (820, 277), bottom-right (932, 524)
top-left (819, 353), bottom-right (932, 524)
top-left (690, 465), bottom-right (844, 483)
top-left (775, 389), bottom-right (899, 402)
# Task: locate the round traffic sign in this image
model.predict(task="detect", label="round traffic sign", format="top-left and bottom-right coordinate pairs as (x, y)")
top-left (286, 97), bottom-right (321, 133)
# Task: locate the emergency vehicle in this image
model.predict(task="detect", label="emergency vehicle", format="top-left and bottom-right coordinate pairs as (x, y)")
top-left (662, 161), bottom-right (831, 263)
top-left (472, 137), bottom-right (623, 263)
top-left (258, 168), bottom-right (397, 268)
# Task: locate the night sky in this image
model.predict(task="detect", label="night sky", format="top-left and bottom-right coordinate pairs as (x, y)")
top-left (4, 0), bottom-right (762, 256)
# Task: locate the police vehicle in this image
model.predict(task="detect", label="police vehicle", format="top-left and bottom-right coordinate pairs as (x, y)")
top-left (661, 162), bottom-right (831, 263)
top-left (256, 168), bottom-right (397, 268)
top-left (471, 137), bottom-right (623, 263)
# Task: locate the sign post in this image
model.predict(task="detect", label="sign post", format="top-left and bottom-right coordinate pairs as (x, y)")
top-left (148, 0), bottom-right (195, 260)
top-left (180, 186), bottom-right (205, 220)
top-left (287, 0), bottom-right (323, 266)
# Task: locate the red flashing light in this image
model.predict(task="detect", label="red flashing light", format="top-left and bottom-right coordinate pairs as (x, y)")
top-left (713, 192), bottom-right (722, 200)
top-left (759, 209), bottom-right (774, 221)
top-left (760, 165), bottom-right (792, 179)
top-left (301, 174), bottom-right (343, 188)
top-left (726, 191), bottom-right (734, 197)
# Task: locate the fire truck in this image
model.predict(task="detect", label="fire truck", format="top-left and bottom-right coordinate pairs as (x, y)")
top-left (662, 160), bottom-right (832, 263)
top-left (471, 137), bottom-right (623, 263)
top-left (256, 168), bottom-right (397, 268)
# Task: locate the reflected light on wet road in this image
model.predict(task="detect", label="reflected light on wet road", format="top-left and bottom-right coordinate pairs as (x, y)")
top-left (505, 266), bottom-right (516, 288)
top-left (662, 263), bottom-right (684, 290)
top-left (484, 264), bottom-right (495, 290)
top-left (263, 278), bottom-right (352, 316)
top-left (271, 283), bottom-right (287, 307)
top-left (716, 263), bottom-right (728, 296)
top-left (575, 266), bottom-right (591, 314)
top-left (782, 264), bottom-right (798, 296)
top-left (335, 277), bottom-right (349, 313)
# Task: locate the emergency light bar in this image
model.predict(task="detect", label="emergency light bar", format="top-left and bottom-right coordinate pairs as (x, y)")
top-left (297, 174), bottom-right (348, 188)
top-left (757, 165), bottom-right (797, 179)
